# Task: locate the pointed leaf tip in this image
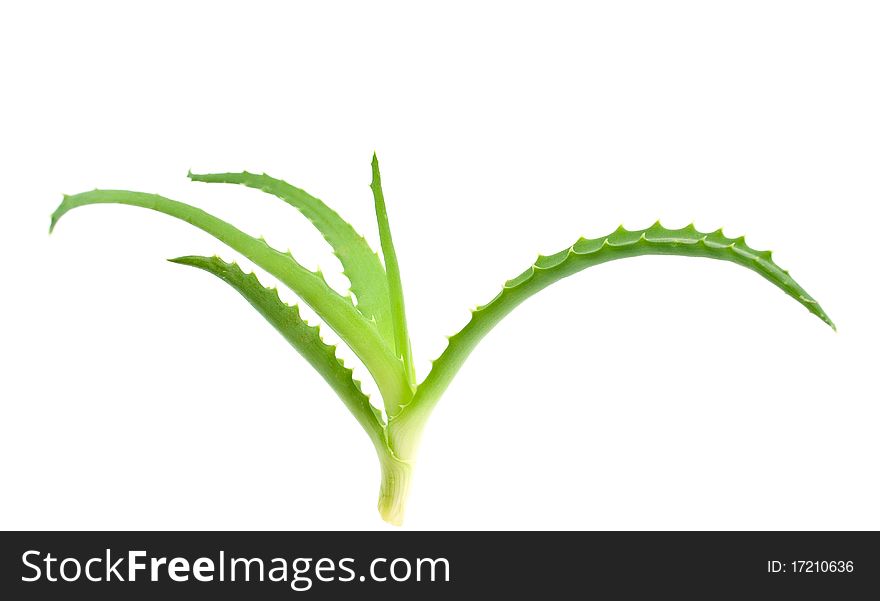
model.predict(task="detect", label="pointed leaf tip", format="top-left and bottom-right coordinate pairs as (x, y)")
top-left (49, 194), bottom-right (72, 233)
top-left (370, 153), bottom-right (382, 188)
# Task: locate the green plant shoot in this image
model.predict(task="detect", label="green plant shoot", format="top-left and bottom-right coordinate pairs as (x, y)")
top-left (50, 154), bottom-right (834, 525)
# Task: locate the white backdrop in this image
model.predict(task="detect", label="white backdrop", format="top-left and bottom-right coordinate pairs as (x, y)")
top-left (1, 1), bottom-right (877, 530)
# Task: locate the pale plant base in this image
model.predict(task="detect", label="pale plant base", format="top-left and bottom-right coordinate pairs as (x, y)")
top-left (377, 456), bottom-right (414, 526)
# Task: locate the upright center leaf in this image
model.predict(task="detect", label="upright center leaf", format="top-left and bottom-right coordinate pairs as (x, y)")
top-left (370, 153), bottom-right (417, 399)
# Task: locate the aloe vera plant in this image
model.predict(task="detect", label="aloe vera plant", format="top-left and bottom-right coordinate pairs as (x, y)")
top-left (50, 154), bottom-right (834, 525)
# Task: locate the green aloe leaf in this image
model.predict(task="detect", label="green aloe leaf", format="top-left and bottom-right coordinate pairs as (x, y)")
top-left (168, 254), bottom-right (386, 449)
top-left (370, 153), bottom-right (416, 397)
top-left (187, 170), bottom-right (395, 346)
top-left (392, 222), bottom-right (834, 448)
top-left (49, 189), bottom-right (410, 408)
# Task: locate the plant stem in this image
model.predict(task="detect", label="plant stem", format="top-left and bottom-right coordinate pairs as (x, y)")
top-left (377, 454), bottom-right (414, 526)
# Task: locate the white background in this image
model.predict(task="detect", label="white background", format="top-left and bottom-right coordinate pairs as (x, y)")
top-left (1, 1), bottom-right (877, 530)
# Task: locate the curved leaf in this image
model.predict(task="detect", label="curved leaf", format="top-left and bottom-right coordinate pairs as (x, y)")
top-left (169, 255), bottom-right (385, 448)
top-left (394, 222), bottom-right (834, 434)
top-left (187, 170), bottom-right (395, 346)
top-left (49, 189), bottom-right (410, 408)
